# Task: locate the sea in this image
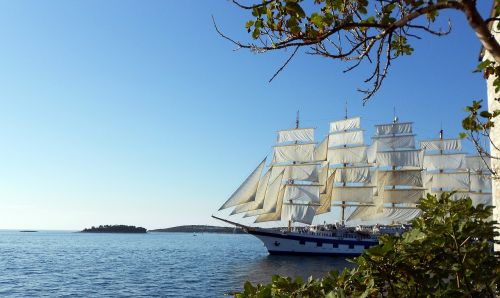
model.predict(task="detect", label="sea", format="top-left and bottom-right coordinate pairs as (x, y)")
top-left (0, 230), bottom-right (353, 297)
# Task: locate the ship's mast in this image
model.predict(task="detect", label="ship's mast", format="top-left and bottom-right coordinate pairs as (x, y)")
top-left (289, 110), bottom-right (299, 231)
top-left (341, 103), bottom-right (348, 225)
top-left (371, 115), bottom-right (423, 225)
top-left (345, 100), bottom-right (348, 120)
top-left (326, 113), bottom-right (375, 226)
top-left (391, 115), bottom-right (398, 212)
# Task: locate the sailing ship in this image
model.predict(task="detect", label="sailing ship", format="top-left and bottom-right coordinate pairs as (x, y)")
top-left (213, 115), bottom-right (492, 256)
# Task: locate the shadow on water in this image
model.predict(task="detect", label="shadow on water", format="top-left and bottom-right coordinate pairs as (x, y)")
top-left (239, 254), bottom-right (355, 285)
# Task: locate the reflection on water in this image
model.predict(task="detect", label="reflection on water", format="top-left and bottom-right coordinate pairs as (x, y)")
top-left (243, 254), bottom-right (354, 284)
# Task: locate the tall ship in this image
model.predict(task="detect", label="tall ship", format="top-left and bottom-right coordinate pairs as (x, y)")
top-left (213, 115), bottom-right (493, 256)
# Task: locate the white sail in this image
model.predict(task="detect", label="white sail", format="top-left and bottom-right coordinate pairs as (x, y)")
top-left (469, 173), bottom-right (492, 191)
top-left (327, 146), bottom-right (367, 165)
top-left (219, 158), bottom-right (266, 210)
top-left (316, 173), bottom-right (335, 214)
top-left (314, 137), bottom-right (328, 161)
top-left (375, 122), bottom-right (412, 136)
top-left (367, 144), bottom-right (377, 164)
top-left (423, 153), bottom-right (465, 170)
top-left (277, 128), bottom-right (314, 143)
top-left (272, 143), bottom-right (315, 163)
top-left (382, 188), bottom-right (425, 204)
top-left (270, 164), bottom-right (319, 182)
top-left (434, 191), bottom-right (492, 206)
top-left (376, 150), bottom-right (422, 168)
top-left (349, 204), bottom-right (421, 225)
top-left (465, 156), bottom-right (491, 173)
top-left (334, 166), bottom-right (371, 184)
top-left (254, 186), bottom-right (285, 223)
top-left (282, 204), bottom-right (316, 224)
top-left (377, 169), bottom-right (422, 187)
top-left (382, 208), bottom-right (421, 224)
top-left (244, 171), bottom-right (284, 217)
top-left (468, 192), bottom-right (492, 206)
top-left (231, 170), bottom-right (271, 214)
top-left (283, 185), bottom-right (320, 204)
top-left (346, 194), bottom-right (384, 222)
top-left (372, 134), bottom-right (415, 151)
top-left (424, 172), bottom-right (469, 190)
top-left (329, 117), bottom-right (360, 133)
top-left (421, 139), bottom-right (462, 151)
top-left (318, 164), bottom-right (330, 194)
top-left (328, 130), bottom-right (364, 148)
top-left (332, 186), bottom-right (374, 203)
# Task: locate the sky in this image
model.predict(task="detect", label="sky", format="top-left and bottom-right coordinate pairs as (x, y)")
top-left (0, 0), bottom-right (493, 230)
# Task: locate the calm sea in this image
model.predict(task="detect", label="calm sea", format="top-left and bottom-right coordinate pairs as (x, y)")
top-left (0, 230), bottom-right (352, 297)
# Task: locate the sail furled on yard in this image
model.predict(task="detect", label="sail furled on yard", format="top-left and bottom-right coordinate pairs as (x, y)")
top-left (218, 158), bottom-right (267, 210)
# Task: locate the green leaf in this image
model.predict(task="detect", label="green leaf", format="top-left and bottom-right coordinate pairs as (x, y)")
top-left (477, 60), bottom-right (493, 71)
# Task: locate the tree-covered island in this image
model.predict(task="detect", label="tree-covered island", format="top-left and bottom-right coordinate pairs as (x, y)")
top-left (81, 225), bottom-right (147, 233)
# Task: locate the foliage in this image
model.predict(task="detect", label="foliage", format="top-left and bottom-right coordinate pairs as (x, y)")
top-left (461, 59), bottom-right (500, 175)
top-left (81, 224), bottom-right (147, 233)
top-left (235, 193), bottom-right (500, 297)
top-left (219, 0), bottom-right (498, 101)
top-left (220, 0), bottom-right (500, 176)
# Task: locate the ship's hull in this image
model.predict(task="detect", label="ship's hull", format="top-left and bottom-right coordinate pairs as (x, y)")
top-left (247, 228), bottom-right (378, 256)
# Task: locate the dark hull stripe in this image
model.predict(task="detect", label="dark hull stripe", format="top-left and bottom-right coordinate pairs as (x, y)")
top-left (248, 229), bottom-right (378, 246)
top-left (268, 250), bottom-right (362, 257)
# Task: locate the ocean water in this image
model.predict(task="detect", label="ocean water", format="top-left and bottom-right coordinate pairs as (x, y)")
top-left (0, 231), bottom-right (352, 297)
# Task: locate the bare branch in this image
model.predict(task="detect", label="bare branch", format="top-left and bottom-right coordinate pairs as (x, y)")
top-left (269, 46), bottom-right (300, 83)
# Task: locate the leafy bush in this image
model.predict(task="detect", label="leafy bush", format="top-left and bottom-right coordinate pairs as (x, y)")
top-left (236, 193), bottom-right (500, 297)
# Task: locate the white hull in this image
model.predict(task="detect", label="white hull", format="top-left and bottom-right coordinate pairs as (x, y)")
top-left (248, 228), bottom-right (378, 256)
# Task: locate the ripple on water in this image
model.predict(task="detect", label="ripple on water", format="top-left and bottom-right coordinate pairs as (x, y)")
top-left (0, 231), bottom-right (352, 297)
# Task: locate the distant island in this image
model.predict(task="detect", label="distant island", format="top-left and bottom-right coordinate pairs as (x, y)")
top-left (150, 225), bottom-right (245, 234)
top-left (19, 230), bottom-right (38, 233)
top-left (81, 225), bottom-right (147, 233)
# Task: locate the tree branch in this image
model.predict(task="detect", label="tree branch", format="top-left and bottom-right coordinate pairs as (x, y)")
top-left (462, 0), bottom-right (500, 64)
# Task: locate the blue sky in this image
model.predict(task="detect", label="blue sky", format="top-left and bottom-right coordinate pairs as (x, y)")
top-left (0, 1), bottom-right (492, 230)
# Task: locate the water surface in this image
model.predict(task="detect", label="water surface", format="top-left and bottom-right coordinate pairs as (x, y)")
top-left (0, 231), bottom-right (352, 297)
